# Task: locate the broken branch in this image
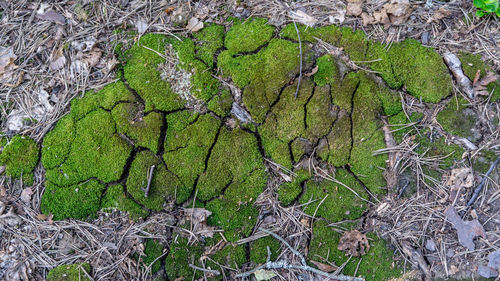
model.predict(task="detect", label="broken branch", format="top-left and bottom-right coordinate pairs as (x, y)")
top-left (141, 165), bottom-right (155, 197)
top-left (293, 21), bottom-right (303, 99)
top-left (466, 154), bottom-right (500, 208)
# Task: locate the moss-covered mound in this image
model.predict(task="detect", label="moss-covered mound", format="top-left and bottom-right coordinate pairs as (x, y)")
top-left (0, 135), bottom-right (39, 185)
top-left (46, 263), bottom-right (91, 281)
top-left (23, 17), bottom-right (498, 280)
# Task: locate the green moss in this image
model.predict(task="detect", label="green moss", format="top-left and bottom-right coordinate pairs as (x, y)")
top-left (250, 236), bottom-right (281, 264)
top-left (389, 111), bottom-right (424, 143)
top-left (300, 169), bottom-right (367, 222)
top-left (143, 239), bottom-right (163, 274)
top-left (193, 24), bottom-right (224, 67)
top-left (314, 55), bottom-right (340, 86)
top-left (377, 87), bottom-right (402, 116)
top-left (331, 72), bottom-right (358, 111)
top-left (218, 39), bottom-right (313, 123)
top-left (349, 74), bottom-right (387, 194)
top-left (437, 96), bottom-right (477, 141)
top-left (340, 27), bottom-right (368, 62)
top-left (280, 23), bottom-right (342, 45)
top-left (308, 220), bottom-right (403, 280)
top-left (197, 127), bottom-right (264, 201)
top-left (112, 103), bottom-right (163, 153)
top-left (0, 135), bottom-right (39, 184)
top-left (127, 150), bottom-right (184, 210)
top-left (206, 243), bottom-right (247, 276)
top-left (306, 85), bottom-right (337, 140)
top-left (47, 263), bottom-right (91, 281)
top-left (458, 51), bottom-right (489, 81)
top-left (165, 236), bottom-right (203, 280)
top-left (473, 150), bottom-right (499, 174)
top-left (69, 81), bottom-right (136, 120)
top-left (318, 112), bottom-right (352, 167)
top-left (389, 39), bottom-right (452, 103)
top-left (163, 111), bottom-right (220, 194)
top-left (207, 88), bottom-right (233, 117)
top-left (225, 17), bottom-right (274, 54)
top-left (124, 33), bottom-right (185, 111)
top-left (42, 115), bottom-right (76, 169)
top-left (44, 109), bottom-right (132, 187)
top-left (101, 184), bottom-right (148, 220)
top-left (259, 79), bottom-right (313, 168)
top-left (277, 169), bottom-right (311, 206)
top-left (41, 179), bottom-right (105, 220)
top-left (366, 41), bottom-right (401, 89)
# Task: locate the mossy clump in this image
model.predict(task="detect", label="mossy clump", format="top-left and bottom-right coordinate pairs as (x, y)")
top-left (43, 109), bottom-right (132, 187)
top-left (340, 27), bottom-right (368, 62)
top-left (300, 169), bottom-right (367, 222)
top-left (41, 180), bottom-right (105, 220)
top-left (280, 23), bottom-right (342, 45)
top-left (218, 38), bottom-right (314, 123)
top-left (389, 111), bottom-right (424, 143)
top-left (389, 39), bottom-right (452, 103)
top-left (123, 33), bottom-right (185, 111)
top-left (314, 54), bottom-right (340, 86)
top-left (143, 239), bottom-right (163, 274)
top-left (250, 236), bottom-right (281, 264)
top-left (193, 24), bottom-right (224, 67)
top-left (415, 130), bottom-right (464, 169)
top-left (318, 112), bottom-right (351, 167)
top-left (366, 41), bottom-right (401, 89)
top-left (127, 150), bottom-right (183, 210)
top-left (207, 88), bottom-right (233, 117)
top-left (47, 263), bottom-right (91, 281)
top-left (101, 184), bottom-right (148, 220)
top-left (112, 103), bottom-right (163, 153)
top-left (0, 135), bottom-right (39, 185)
top-left (308, 220), bottom-right (403, 280)
top-left (437, 97), bottom-right (478, 142)
top-left (277, 170), bottom-right (311, 206)
top-left (165, 236), bottom-right (203, 280)
top-left (225, 17), bottom-right (274, 54)
top-left (206, 243), bottom-right (247, 277)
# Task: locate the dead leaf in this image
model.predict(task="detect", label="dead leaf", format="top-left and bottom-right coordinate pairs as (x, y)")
top-left (373, 9), bottom-right (391, 26)
top-left (346, 0), bottom-right (364, 16)
top-left (311, 260), bottom-right (338, 272)
top-left (383, 0), bottom-right (412, 25)
top-left (186, 17), bottom-right (204, 32)
top-left (136, 18), bottom-right (148, 34)
top-left (36, 213), bottom-right (47, 220)
top-left (361, 12), bottom-right (376, 26)
top-left (82, 47), bottom-right (102, 68)
top-left (305, 65), bottom-right (318, 77)
top-left (488, 249), bottom-right (500, 270)
top-left (0, 46), bottom-right (18, 83)
top-left (473, 69), bottom-right (481, 86)
top-left (445, 205), bottom-right (485, 251)
top-left (290, 10), bottom-right (318, 27)
top-left (474, 72), bottom-right (499, 96)
top-left (0, 185), bottom-right (5, 197)
top-left (184, 208), bottom-right (211, 224)
top-left (337, 230), bottom-right (370, 256)
top-left (49, 49), bottom-right (66, 71)
top-left (36, 10), bottom-right (66, 25)
top-left (20, 188), bottom-right (33, 203)
top-left (427, 7), bottom-right (452, 23)
top-left (445, 168), bottom-right (473, 203)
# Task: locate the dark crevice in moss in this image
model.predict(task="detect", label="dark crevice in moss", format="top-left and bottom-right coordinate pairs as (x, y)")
top-left (156, 112), bottom-right (168, 157)
top-left (203, 123), bottom-right (223, 173)
top-left (121, 78), bottom-right (146, 104)
top-left (347, 80), bottom-right (361, 163)
top-left (303, 84), bottom-right (317, 130)
top-left (241, 127), bottom-right (266, 159)
top-left (345, 165), bottom-right (385, 200)
top-left (228, 41), bottom-right (271, 57)
top-left (290, 178), bottom-right (309, 207)
top-left (288, 137), bottom-right (299, 166)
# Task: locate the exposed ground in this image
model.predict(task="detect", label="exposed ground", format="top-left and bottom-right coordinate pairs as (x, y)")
top-left (0, 1), bottom-right (499, 281)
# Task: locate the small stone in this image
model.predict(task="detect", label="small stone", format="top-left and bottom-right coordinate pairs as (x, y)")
top-left (421, 31), bottom-right (429, 45)
top-left (425, 239), bottom-right (436, 252)
top-left (446, 248), bottom-right (455, 257)
top-left (478, 265), bottom-right (498, 278)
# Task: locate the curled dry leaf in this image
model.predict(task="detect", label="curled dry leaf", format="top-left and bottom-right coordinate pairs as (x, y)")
top-left (49, 48), bottom-right (66, 71)
top-left (304, 65), bottom-right (318, 77)
top-left (346, 0), bottom-right (364, 16)
top-left (445, 167), bottom-right (474, 203)
top-left (311, 260), bottom-right (338, 272)
top-left (474, 72), bottom-right (499, 96)
top-left (289, 10), bottom-right (318, 27)
top-left (20, 188), bottom-right (33, 204)
top-left (361, 12), bottom-right (376, 26)
top-left (427, 7), bottom-right (452, 23)
top-left (0, 46), bottom-right (18, 83)
top-left (186, 17), bottom-right (204, 32)
top-left (445, 205), bottom-right (485, 251)
top-left (337, 230), bottom-right (370, 256)
top-left (383, 0), bottom-right (412, 25)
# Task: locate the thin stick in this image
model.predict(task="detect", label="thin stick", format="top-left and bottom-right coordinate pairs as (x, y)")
top-left (141, 165), bottom-right (155, 197)
top-left (293, 21), bottom-right (302, 99)
top-left (466, 154), bottom-right (500, 208)
top-left (235, 228), bottom-right (365, 281)
top-left (189, 264), bottom-right (221, 275)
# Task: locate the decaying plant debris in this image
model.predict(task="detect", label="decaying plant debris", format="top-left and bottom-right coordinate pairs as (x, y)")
top-left (0, 1), bottom-right (499, 281)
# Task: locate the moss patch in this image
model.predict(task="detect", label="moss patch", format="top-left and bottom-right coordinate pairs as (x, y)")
top-left (250, 236), bottom-right (281, 264)
top-left (101, 184), bottom-right (148, 220)
top-left (47, 263), bottom-right (91, 281)
top-left (143, 239), bottom-right (163, 274)
top-left (437, 96), bottom-right (478, 142)
top-left (0, 135), bottom-right (39, 185)
top-left (164, 236), bottom-right (203, 280)
top-left (225, 17), bottom-right (274, 54)
top-left (308, 220), bottom-right (403, 280)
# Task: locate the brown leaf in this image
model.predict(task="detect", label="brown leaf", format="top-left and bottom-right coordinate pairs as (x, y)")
top-left (311, 260), bottom-right (338, 272)
top-left (383, 0), bottom-right (412, 25)
top-left (337, 230), bottom-right (370, 256)
top-left (0, 47), bottom-right (18, 83)
top-left (361, 12), bottom-right (376, 26)
top-left (82, 47), bottom-right (102, 68)
top-left (427, 7), bottom-right (452, 23)
top-left (186, 17), bottom-right (204, 32)
top-left (472, 69), bottom-right (481, 86)
top-left (36, 213), bottom-right (47, 220)
top-left (445, 205), bottom-right (485, 251)
top-left (20, 188), bottom-right (33, 203)
top-left (474, 72), bottom-right (499, 95)
top-left (445, 168), bottom-right (474, 203)
top-left (304, 65), bottom-right (318, 77)
top-left (373, 9), bottom-right (391, 27)
top-left (36, 10), bottom-right (66, 25)
top-left (0, 185), bottom-right (6, 197)
top-left (346, 0), bottom-right (364, 16)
